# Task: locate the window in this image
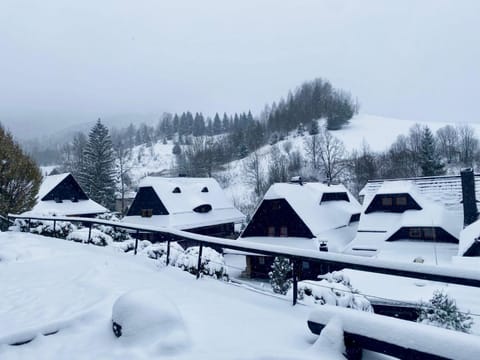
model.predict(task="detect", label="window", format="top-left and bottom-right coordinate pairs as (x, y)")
top-left (320, 192), bottom-right (350, 202)
top-left (201, 187), bottom-right (209, 193)
top-left (193, 204), bottom-right (212, 213)
top-left (258, 257), bottom-right (265, 265)
top-left (141, 209), bottom-right (153, 218)
top-left (395, 196), bottom-right (407, 206)
top-left (381, 197), bottom-right (393, 206)
top-left (71, 196), bottom-right (78, 203)
top-left (302, 261), bottom-right (310, 270)
top-left (280, 226), bottom-right (288, 237)
top-left (409, 228), bottom-right (422, 238)
top-left (271, 201), bottom-right (282, 210)
top-left (54, 197), bottom-right (62, 203)
top-left (267, 226), bottom-right (275, 237)
top-left (172, 187), bottom-right (181, 193)
top-left (423, 227), bottom-right (436, 240)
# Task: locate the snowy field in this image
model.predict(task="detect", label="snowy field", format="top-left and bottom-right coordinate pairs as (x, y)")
top-left (0, 232), bottom-right (357, 360)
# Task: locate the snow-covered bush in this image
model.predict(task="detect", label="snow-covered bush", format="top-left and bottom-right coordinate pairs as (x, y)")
top-left (94, 213), bottom-right (132, 242)
top-left (141, 242), bottom-right (184, 265)
top-left (112, 289), bottom-right (189, 355)
top-left (269, 257), bottom-right (292, 295)
top-left (291, 271), bottom-right (372, 312)
top-left (15, 218), bottom-right (76, 239)
top-left (67, 228), bottom-right (113, 246)
top-left (176, 246), bottom-right (228, 279)
top-left (112, 239), bottom-right (152, 253)
top-left (418, 290), bottom-right (473, 333)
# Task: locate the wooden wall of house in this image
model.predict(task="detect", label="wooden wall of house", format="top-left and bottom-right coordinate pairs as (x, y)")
top-left (42, 175), bottom-right (88, 201)
top-left (127, 187), bottom-right (169, 217)
top-left (242, 199), bottom-right (314, 238)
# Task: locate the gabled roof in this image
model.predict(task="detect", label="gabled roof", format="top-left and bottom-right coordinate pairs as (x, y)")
top-left (262, 182), bottom-right (361, 236)
top-left (23, 173), bottom-right (108, 216)
top-left (124, 177), bottom-right (245, 229)
top-left (37, 173), bottom-right (71, 200)
top-left (359, 174), bottom-right (480, 212)
top-left (345, 180), bottom-right (462, 256)
top-left (241, 182), bottom-right (361, 251)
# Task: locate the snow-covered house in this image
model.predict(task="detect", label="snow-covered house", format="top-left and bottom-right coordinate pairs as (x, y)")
top-left (123, 177), bottom-right (245, 241)
top-left (344, 169), bottom-right (480, 263)
top-left (240, 180), bottom-right (361, 278)
top-left (23, 173), bottom-right (108, 217)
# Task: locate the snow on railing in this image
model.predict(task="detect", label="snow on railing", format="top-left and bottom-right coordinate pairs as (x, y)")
top-left (308, 305), bottom-right (480, 360)
top-left (8, 213), bottom-right (480, 306)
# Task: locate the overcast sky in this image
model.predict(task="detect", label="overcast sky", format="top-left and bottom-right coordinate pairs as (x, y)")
top-left (1, 0), bottom-right (479, 138)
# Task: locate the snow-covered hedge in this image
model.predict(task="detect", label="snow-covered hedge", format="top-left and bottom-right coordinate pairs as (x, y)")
top-left (14, 218), bottom-right (77, 239)
top-left (94, 213), bottom-right (132, 242)
top-left (176, 246), bottom-right (228, 279)
top-left (141, 242), bottom-right (184, 265)
top-left (67, 228), bottom-right (113, 246)
top-left (291, 271), bottom-right (372, 312)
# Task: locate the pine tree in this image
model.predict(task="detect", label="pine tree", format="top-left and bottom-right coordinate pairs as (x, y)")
top-left (0, 124), bottom-right (42, 216)
top-left (172, 142), bottom-right (181, 155)
top-left (420, 126), bottom-right (445, 176)
top-left (418, 290), bottom-right (473, 333)
top-left (213, 113), bottom-right (222, 135)
top-left (79, 119), bottom-right (117, 210)
top-left (269, 257), bottom-right (293, 295)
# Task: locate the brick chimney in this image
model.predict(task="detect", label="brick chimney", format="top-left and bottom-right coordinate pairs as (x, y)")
top-left (461, 168), bottom-right (479, 227)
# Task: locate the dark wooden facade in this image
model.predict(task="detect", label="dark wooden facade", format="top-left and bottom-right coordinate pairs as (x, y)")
top-left (242, 199), bottom-right (314, 239)
top-left (387, 226), bottom-right (458, 243)
top-left (126, 187), bottom-right (169, 217)
top-left (42, 174), bottom-right (89, 202)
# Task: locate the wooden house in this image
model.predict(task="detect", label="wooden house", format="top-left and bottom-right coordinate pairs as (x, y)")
top-left (240, 181), bottom-right (361, 279)
top-left (22, 173), bottom-right (108, 217)
top-left (344, 169), bottom-right (480, 264)
top-left (123, 177), bottom-right (245, 244)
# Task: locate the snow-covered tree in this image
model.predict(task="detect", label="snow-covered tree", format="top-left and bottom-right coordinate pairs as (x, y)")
top-left (0, 123), bottom-right (42, 216)
top-left (418, 290), bottom-right (473, 333)
top-left (79, 119), bottom-right (117, 210)
top-left (420, 126), bottom-right (444, 176)
top-left (269, 257), bottom-right (292, 295)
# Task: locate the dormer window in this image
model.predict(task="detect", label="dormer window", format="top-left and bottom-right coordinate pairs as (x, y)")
top-left (365, 193), bottom-right (422, 214)
top-left (172, 187), bottom-right (181, 193)
top-left (193, 204), bottom-right (212, 213)
top-left (201, 187), bottom-right (209, 193)
top-left (320, 192), bottom-right (349, 203)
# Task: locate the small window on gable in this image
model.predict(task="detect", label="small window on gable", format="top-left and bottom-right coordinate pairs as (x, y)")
top-left (258, 257), bottom-right (265, 265)
top-left (71, 196), bottom-right (78, 203)
top-left (54, 197), bottom-right (62, 203)
top-left (267, 226), bottom-right (275, 237)
top-left (280, 226), bottom-right (288, 237)
top-left (172, 187), bottom-right (181, 193)
top-left (409, 228), bottom-right (422, 238)
top-left (141, 209), bottom-right (153, 218)
top-left (201, 187), bottom-right (209, 193)
top-left (193, 204), bottom-right (212, 213)
top-left (423, 227), bottom-right (436, 240)
top-left (396, 196), bottom-right (407, 206)
top-left (381, 197), bottom-right (393, 206)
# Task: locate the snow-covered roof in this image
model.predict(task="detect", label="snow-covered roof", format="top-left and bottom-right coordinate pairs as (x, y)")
top-left (345, 180), bottom-right (462, 256)
top-left (24, 199), bottom-right (108, 217)
top-left (24, 172), bottom-right (108, 216)
top-left (459, 219), bottom-right (480, 256)
top-left (242, 182), bottom-right (361, 252)
top-left (359, 174), bottom-right (480, 212)
top-left (37, 173), bottom-right (70, 200)
top-left (124, 177), bottom-right (245, 230)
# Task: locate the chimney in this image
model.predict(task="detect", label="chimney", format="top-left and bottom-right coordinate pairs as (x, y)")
top-left (461, 168), bottom-right (478, 227)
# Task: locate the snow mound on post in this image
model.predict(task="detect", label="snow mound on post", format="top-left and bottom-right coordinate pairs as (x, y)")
top-left (308, 317), bottom-right (346, 359)
top-left (112, 289), bottom-right (189, 355)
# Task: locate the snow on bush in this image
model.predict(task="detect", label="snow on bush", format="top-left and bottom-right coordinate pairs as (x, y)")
top-left (94, 213), bottom-right (132, 242)
top-left (141, 242), bottom-right (184, 265)
top-left (176, 246), bottom-right (228, 279)
top-left (269, 257), bottom-right (292, 295)
top-left (291, 271), bottom-right (372, 312)
top-left (66, 228), bottom-right (113, 246)
top-left (15, 218), bottom-right (76, 239)
top-left (418, 290), bottom-right (474, 333)
top-left (112, 289), bottom-right (189, 355)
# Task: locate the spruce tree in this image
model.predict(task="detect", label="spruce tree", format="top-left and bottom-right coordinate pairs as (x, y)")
top-left (420, 126), bottom-right (445, 176)
top-left (79, 119), bottom-right (117, 210)
top-left (269, 257), bottom-right (293, 295)
top-left (0, 124), bottom-right (42, 216)
top-left (213, 113), bottom-right (222, 135)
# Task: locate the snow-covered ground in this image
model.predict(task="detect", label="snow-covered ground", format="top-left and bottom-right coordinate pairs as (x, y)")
top-left (0, 232), bottom-right (348, 360)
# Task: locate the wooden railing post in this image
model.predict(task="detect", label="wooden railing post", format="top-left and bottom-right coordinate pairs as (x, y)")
top-left (134, 230), bottom-right (139, 255)
top-left (196, 243), bottom-right (203, 279)
top-left (53, 220), bottom-right (57, 238)
top-left (292, 258), bottom-right (299, 306)
top-left (87, 223), bottom-right (92, 244)
top-left (166, 239), bottom-right (171, 266)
